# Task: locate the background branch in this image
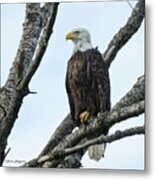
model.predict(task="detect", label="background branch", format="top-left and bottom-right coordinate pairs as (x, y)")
top-left (103, 0), bottom-right (145, 67)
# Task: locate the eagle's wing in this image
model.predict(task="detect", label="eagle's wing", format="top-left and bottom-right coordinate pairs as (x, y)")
top-left (65, 67), bottom-right (75, 121)
top-left (87, 49), bottom-right (111, 161)
top-left (65, 53), bottom-right (89, 125)
top-left (87, 49), bottom-right (111, 113)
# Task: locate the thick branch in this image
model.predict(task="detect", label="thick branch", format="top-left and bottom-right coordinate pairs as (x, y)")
top-left (102, 100), bottom-right (144, 128)
top-left (0, 3), bottom-right (59, 166)
top-left (0, 4), bottom-right (42, 166)
top-left (18, 3), bottom-right (59, 90)
top-left (103, 0), bottom-right (145, 67)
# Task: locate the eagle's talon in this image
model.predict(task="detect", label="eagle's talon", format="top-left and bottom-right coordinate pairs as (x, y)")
top-left (79, 111), bottom-right (90, 125)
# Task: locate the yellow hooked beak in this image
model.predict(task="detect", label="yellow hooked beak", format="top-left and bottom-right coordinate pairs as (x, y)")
top-left (66, 32), bottom-right (77, 40)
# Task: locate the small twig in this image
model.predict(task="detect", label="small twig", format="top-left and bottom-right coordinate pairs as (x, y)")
top-left (4, 148), bottom-right (11, 159)
top-left (28, 91), bottom-right (37, 94)
top-left (127, 0), bottom-right (136, 11)
top-left (1, 147), bottom-right (11, 165)
top-left (126, 0), bottom-right (144, 17)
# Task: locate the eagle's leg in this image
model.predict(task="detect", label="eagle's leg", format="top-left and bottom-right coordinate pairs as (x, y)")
top-left (79, 111), bottom-right (90, 125)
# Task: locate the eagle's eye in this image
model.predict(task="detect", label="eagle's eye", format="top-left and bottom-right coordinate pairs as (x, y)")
top-left (74, 31), bottom-right (80, 35)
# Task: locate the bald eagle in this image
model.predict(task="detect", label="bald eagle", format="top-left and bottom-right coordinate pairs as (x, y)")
top-left (65, 28), bottom-right (111, 161)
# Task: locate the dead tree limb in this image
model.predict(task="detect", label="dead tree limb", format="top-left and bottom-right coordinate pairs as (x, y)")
top-left (103, 0), bottom-right (145, 67)
top-left (58, 125), bottom-right (145, 157)
top-left (0, 3), bottom-right (59, 166)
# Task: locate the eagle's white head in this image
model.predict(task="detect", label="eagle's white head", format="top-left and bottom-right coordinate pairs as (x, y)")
top-left (66, 28), bottom-right (93, 53)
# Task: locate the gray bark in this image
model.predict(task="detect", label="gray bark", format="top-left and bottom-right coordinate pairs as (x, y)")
top-left (103, 0), bottom-right (145, 68)
top-left (0, 3), bottom-right (59, 166)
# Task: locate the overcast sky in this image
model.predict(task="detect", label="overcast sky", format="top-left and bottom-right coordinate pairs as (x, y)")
top-left (1, 1), bottom-right (144, 170)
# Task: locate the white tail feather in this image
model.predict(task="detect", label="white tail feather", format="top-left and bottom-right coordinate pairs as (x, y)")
top-left (88, 143), bottom-right (106, 161)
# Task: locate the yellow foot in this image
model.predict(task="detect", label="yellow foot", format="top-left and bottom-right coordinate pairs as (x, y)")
top-left (79, 111), bottom-right (90, 125)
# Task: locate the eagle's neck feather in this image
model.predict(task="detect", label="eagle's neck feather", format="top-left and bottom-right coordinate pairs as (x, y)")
top-left (73, 39), bottom-right (93, 54)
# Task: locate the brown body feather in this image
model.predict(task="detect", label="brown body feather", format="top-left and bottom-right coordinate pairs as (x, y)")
top-left (66, 48), bottom-right (111, 126)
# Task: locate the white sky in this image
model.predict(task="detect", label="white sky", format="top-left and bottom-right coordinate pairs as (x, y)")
top-left (1, 1), bottom-right (144, 170)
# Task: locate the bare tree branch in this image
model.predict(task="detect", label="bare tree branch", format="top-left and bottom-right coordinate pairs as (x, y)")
top-left (0, 4), bottom-right (42, 166)
top-left (38, 125), bottom-right (145, 164)
top-left (0, 3), bottom-right (59, 166)
top-left (18, 3), bottom-right (59, 90)
top-left (61, 125), bottom-right (145, 157)
top-left (103, 0), bottom-right (145, 67)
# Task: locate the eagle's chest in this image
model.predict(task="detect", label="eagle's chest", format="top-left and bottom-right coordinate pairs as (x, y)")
top-left (68, 59), bottom-right (86, 80)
